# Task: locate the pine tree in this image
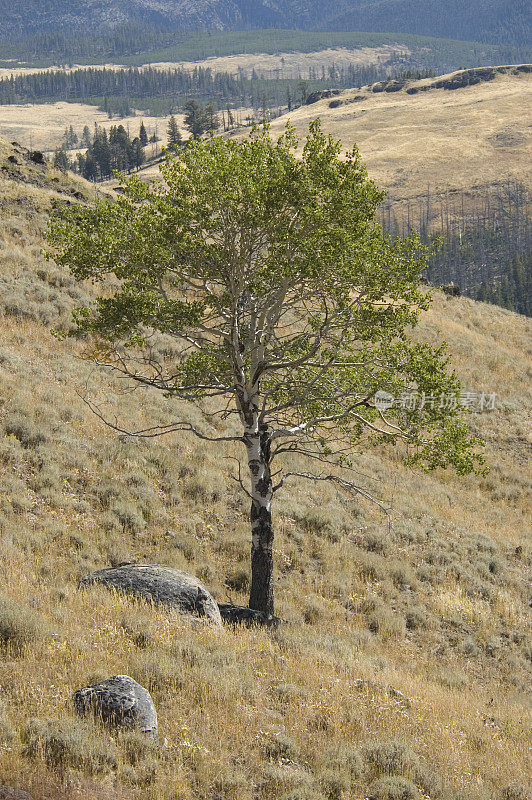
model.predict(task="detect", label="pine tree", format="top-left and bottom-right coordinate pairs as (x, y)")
top-left (53, 148), bottom-right (70, 171)
top-left (183, 100), bottom-right (219, 139)
top-left (81, 125), bottom-right (91, 148)
top-left (132, 137), bottom-right (145, 170)
top-left (139, 121), bottom-right (148, 147)
top-left (166, 115), bottom-right (182, 148)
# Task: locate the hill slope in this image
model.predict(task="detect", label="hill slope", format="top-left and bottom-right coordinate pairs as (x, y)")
top-left (0, 139), bottom-right (530, 798)
top-left (0, 0), bottom-right (529, 46)
top-left (266, 65), bottom-right (532, 220)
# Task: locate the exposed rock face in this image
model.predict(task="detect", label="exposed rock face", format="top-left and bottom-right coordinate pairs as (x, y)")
top-left (79, 563), bottom-right (222, 625)
top-left (73, 675), bottom-right (158, 740)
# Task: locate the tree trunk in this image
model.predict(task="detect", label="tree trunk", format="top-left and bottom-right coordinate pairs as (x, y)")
top-left (246, 424), bottom-right (274, 618)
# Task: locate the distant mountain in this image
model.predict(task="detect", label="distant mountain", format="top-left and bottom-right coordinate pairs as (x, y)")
top-left (327, 0), bottom-right (531, 47)
top-left (0, 0), bottom-right (529, 46)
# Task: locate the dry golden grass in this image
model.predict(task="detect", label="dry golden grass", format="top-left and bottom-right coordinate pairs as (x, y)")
top-left (0, 45), bottom-right (403, 81)
top-left (0, 103), bottom-right (181, 154)
top-left (266, 68), bottom-right (532, 219)
top-left (0, 139), bottom-right (530, 799)
top-left (147, 45), bottom-right (403, 78)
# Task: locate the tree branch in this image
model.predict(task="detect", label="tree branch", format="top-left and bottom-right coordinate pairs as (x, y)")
top-left (272, 471), bottom-right (390, 514)
top-left (78, 394), bottom-right (243, 443)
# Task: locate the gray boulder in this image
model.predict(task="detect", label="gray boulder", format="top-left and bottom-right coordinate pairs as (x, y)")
top-left (73, 675), bottom-right (157, 740)
top-left (79, 563), bottom-right (222, 625)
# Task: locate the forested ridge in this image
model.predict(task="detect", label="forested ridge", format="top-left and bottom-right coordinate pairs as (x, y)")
top-left (387, 184), bottom-right (532, 317)
top-left (0, 63), bottom-right (385, 100)
top-left (0, 62), bottom-right (419, 114)
top-left (1, 27), bottom-right (526, 72)
top-left (0, 0), bottom-right (529, 47)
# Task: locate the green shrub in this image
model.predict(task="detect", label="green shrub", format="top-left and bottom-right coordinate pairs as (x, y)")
top-left (264, 734), bottom-right (300, 762)
top-left (21, 718), bottom-right (118, 775)
top-left (0, 596), bottom-right (47, 654)
top-left (362, 600), bottom-right (406, 640)
top-left (364, 739), bottom-right (419, 777)
top-left (120, 729), bottom-right (158, 766)
top-left (319, 769), bottom-right (351, 800)
top-left (129, 649), bottom-right (184, 694)
top-left (356, 551), bottom-right (388, 582)
top-left (404, 606), bottom-right (434, 631)
top-left (389, 560), bottom-right (416, 588)
top-left (280, 787), bottom-right (326, 800)
top-left (369, 776), bottom-right (419, 799)
top-left (502, 785), bottom-right (530, 800)
top-left (225, 568), bottom-right (249, 593)
top-left (324, 743), bottom-right (364, 777)
top-left (363, 532), bottom-right (389, 554)
top-left (4, 415), bottom-right (47, 448)
top-left (109, 500), bottom-right (145, 533)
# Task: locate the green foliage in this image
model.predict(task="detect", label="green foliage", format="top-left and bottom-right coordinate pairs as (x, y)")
top-left (183, 99), bottom-right (219, 139)
top-left (369, 776), bottom-right (419, 800)
top-left (1, 27), bottom-right (527, 69)
top-left (167, 115), bottom-right (182, 147)
top-left (53, 147), bottom-right (70, 172)
top-left (77, 123), bottom-right (145, 182)
top-left (21, 718), bottom-right (118, 775)
top-left (46, 121), bottom-right (484, 479)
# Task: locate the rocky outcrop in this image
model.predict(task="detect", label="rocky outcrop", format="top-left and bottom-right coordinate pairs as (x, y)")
top-left (73, 675), bottom-right (158, 740)
top-left (79, 563), bottom-right (222, 625)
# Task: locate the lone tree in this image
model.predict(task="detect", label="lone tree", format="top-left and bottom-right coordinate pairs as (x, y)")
top-left (46, 123), bottom-right (484, 619)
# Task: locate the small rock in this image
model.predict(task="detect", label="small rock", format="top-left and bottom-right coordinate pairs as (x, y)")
top-left (79, 563), bottom-right (222, 625)
top-left (73, 675), bottom-right (157, 740)
top-left (0, 789), bottom-right (34, 800)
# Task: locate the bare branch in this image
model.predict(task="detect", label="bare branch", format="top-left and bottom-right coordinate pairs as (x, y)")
top-left (272, 471), bottom-right (390, 514)
top-left (78, 394), bottom-right (243, 443)
top-left (225, 456), bottom-right (253, 500)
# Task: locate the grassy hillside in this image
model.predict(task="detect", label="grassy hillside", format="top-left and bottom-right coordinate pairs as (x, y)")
top-left (266, 66), bottom-right (531, 219)
top-left (0, 139), bottom-right (530, 799)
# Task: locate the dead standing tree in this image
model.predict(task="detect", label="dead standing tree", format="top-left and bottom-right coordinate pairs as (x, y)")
top-left (47, 122), bottom-right (484, 619)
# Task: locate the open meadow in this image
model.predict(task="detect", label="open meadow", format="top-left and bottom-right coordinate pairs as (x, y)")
top-left (0, 102), bottom-right (179, 155)
top-left (0, 45), bottom-right (402, 81)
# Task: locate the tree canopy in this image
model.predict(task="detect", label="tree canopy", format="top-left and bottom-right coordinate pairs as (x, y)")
top-left (46, 121), bottom-right (485, 617)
